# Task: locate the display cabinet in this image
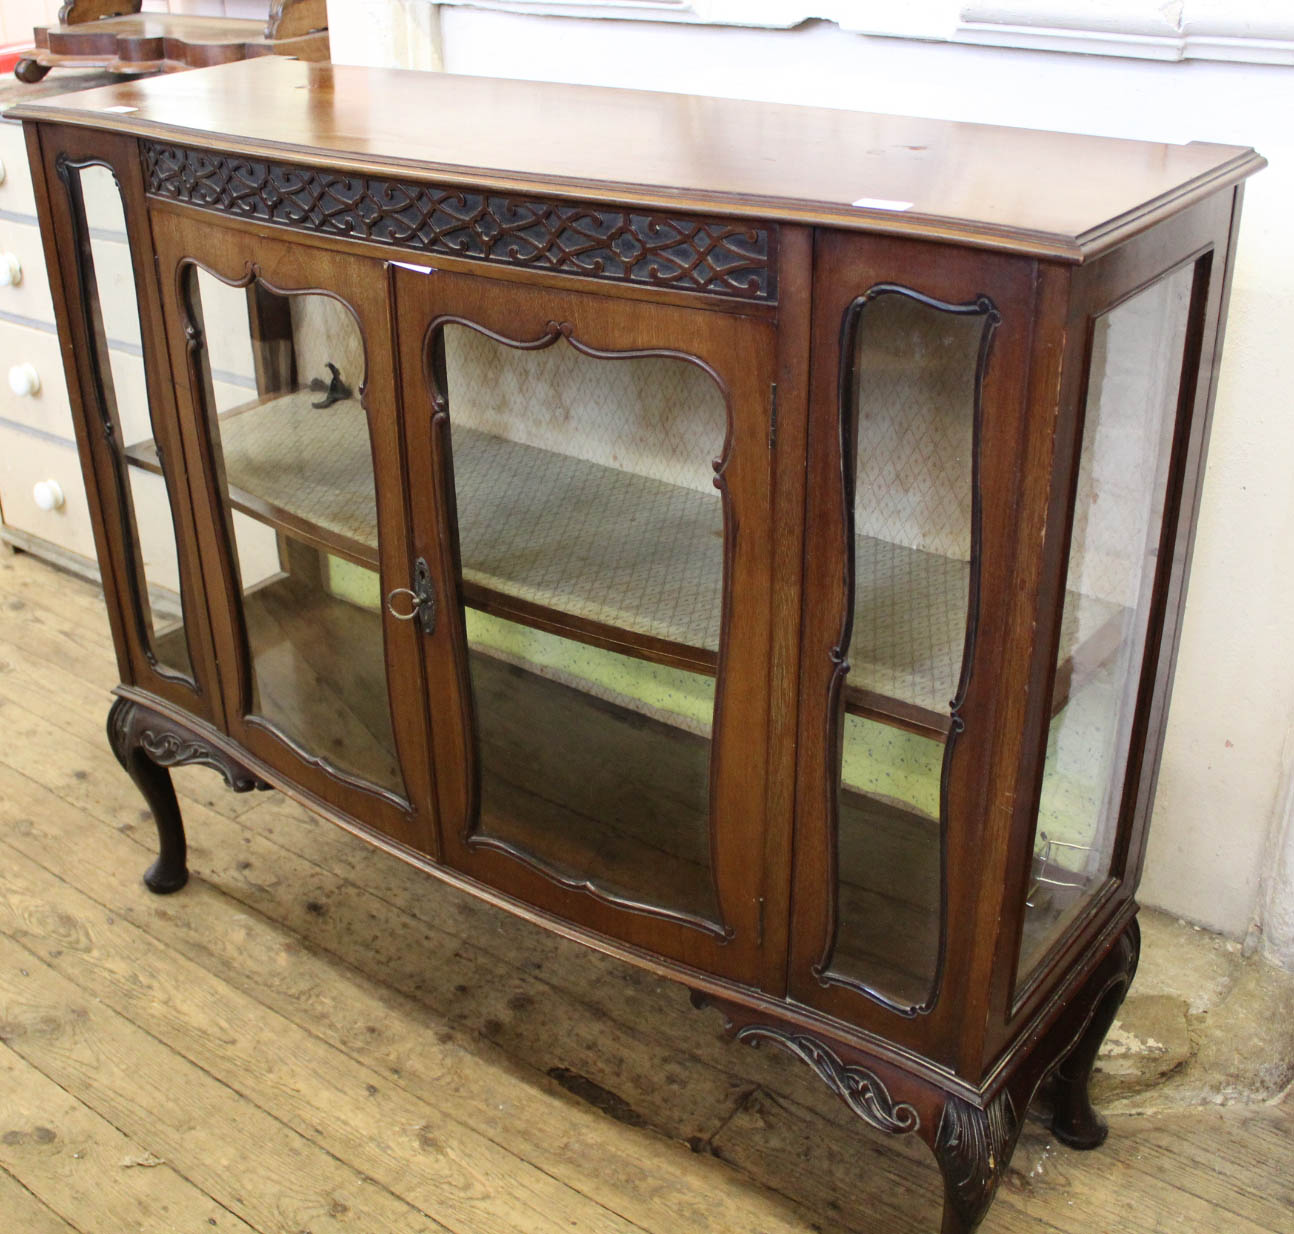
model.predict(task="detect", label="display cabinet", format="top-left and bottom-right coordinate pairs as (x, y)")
top-left (13, 59), bottom-right (1262, 1233)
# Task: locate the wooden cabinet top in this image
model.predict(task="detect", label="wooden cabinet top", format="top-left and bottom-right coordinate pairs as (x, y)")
top-left (12, 56), bottom-right (1263, 262)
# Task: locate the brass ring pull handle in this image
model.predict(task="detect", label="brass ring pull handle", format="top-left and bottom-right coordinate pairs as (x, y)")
top-left (385, 558), bottom-right (438, 635)
top-left (385, 587), bottom-right (421, 620)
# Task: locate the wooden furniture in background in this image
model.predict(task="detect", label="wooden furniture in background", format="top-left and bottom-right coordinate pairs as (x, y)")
top-left (14, 0), bottom-right (328, 83)
top-left (13, 60), bottom-right (1262, 1233)
top-left (0, 69), bottom-right (134, 577)
top-left (0, 66), bottom-right (265, 609)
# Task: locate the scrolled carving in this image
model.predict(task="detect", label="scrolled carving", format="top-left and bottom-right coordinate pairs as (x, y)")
top-left (935, 1090), bottom-right (1019, 1232)
top-left (108, 697), bottom-right (269, 793)
top-left (138, 727), bottom-right (270, 792)
top-left (735, 1025), bottom-right (920, 1135)
top-left (142, 142), bottom-right (776, 302)
top-left (108, 698), bottom-right (270, 894)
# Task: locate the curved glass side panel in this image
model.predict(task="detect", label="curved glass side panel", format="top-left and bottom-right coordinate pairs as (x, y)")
top-left (1019, 264), bottom-right (1195, 982)
top-left (436, 323), bottom-right (728, 930)
top-left (180, 266), bottom-right (403, 799)
top-left (819, 287), bottom-right (997, 1013)
top-left (61, 159), bottom-right (193, 680)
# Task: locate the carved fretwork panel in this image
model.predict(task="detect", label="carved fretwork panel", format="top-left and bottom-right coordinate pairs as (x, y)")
top-left (142, 143), bottom-right (777, 302)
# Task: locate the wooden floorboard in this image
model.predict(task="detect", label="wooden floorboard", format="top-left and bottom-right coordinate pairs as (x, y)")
top-left (0, 1038), bottom-right (257, 1232)
top-left (0, 1160), bottom-right (88, 1234)
top-left (0, 548), bottom-right (1291, 1234)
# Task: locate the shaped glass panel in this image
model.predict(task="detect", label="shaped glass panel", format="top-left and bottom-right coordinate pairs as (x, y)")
top-left (67, 161), bottom-right (193, 679)
top-left (180, 268), bottom-right (403, 798)
top-left (1019, 265), bottom-right (1195, 980)
top-left (437, 324), bottom-right (728, 928)
top-left (822, 288), bottom-right (996, 1012)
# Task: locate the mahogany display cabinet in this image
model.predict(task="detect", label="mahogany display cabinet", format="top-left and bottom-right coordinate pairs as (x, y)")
top-left (12, 59), bottom-right (1263, 1233)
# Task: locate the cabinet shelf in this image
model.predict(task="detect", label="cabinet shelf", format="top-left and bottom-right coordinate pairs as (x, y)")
top-left (846, 542), bottom-right (1126, 738)
top-left (126, 390), bottom-right (1123, 738)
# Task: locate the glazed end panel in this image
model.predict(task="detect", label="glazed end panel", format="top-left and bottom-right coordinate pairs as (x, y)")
top-left (23, 123), bottom-right (220, 723)
top-left (993, 188), bottom-right (1243, 1058)
top-left (1015, 261), bottom-right (1199, 984)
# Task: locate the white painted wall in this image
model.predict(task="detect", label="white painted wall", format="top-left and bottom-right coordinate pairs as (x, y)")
top-left (327, 2), bottom-right (1294, 966)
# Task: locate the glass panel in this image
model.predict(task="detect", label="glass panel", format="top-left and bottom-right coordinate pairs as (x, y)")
top-left (1019, 266), bottom-right (1194, 981)
top-left (72, 162), bottom-right (192, 678)
top-left (439, 324), bottom-right (727, 926)
top-left (825, 290), bottom-right (994, 1011)
top-left (849, 294), bottom-right (982, 718)
top-left (182, 267), bottom-right (403, 798)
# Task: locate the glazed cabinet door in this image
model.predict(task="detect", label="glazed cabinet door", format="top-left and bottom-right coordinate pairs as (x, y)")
top-left (395, 264), bottom-right (777, 983)
top-left (789, 232), bottom-right (1042, 1063)
top-left (27, 125), bottom-right (218, 719)
top-left (149, 210), bottom-right (436, 853)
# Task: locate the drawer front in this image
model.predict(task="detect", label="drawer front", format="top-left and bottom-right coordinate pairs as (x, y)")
top-left (0, 218), bottom-right (139, 339)
top-left (0, 218), bottom-right (56, 325)
top-left (0, 426), bottom-right (96, 559)
top-left (0, 121), bottom-right (38, 218)
top-left (0, 317), bottom-right (251, 453)
top-left (0, 321), bottom-right (74, 439)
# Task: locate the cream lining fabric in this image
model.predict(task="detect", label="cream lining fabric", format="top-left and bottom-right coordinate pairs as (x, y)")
top-left (215, 392), bottom-right (1120, 716)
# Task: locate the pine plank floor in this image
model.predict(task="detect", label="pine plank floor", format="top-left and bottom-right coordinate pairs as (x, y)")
top-left (0, 547), bottom-right (1289, 1234)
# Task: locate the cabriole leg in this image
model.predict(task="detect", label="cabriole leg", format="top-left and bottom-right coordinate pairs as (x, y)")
top-left (106, 697), bottom-right (269, 894)
top-left (931, 1090), bottom-right (1020, 1234)
top-left (107, 697), bottom-right (188, 892)
top-left (1049, 918), bottom-right (1141, 1150)
top-left (123, 738), bottom-right (188, 891)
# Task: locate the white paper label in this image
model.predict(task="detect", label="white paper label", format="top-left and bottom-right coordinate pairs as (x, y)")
top-left (852, 197), bottom-right (914, 211)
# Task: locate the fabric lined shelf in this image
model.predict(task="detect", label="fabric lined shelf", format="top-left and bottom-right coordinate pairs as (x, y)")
top-left (124, 390), bottom-right (1124, 735)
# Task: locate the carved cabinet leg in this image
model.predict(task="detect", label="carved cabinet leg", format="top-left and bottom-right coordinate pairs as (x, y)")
top-left (1049, 918), bottom-right (1141, 1150)
top-left (107, 698), bottom-right (187, 892)
top-left (930, 1091), bottom-right (1021, 1234)
top-left (731, 1020), bottom-right (1023, 1234)
top-left (106, 697), bottom-right (270, 894)
top-left (700, 927), bottom-right (1142, 1234)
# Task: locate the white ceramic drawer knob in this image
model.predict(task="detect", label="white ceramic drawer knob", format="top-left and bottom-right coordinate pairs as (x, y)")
top-left (32, 479), bottom-right (64, 512)
top-left (8, 362), bottom-right (39, 397)
top-left (0, 252), bottom-right (21, 287)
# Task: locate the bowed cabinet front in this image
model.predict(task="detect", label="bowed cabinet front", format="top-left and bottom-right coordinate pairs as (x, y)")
top-left (15, 59), bottom-right (1262, 1234)
top-left (143, 197), bottom-right (790, 987)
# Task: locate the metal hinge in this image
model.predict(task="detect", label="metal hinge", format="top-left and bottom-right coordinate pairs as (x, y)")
top-left (769, 382), bottom-right (779, 449)
top-left (757, 895), bottom-right (765, 947)
top-left (385, 556), bottom-right (437, 635)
